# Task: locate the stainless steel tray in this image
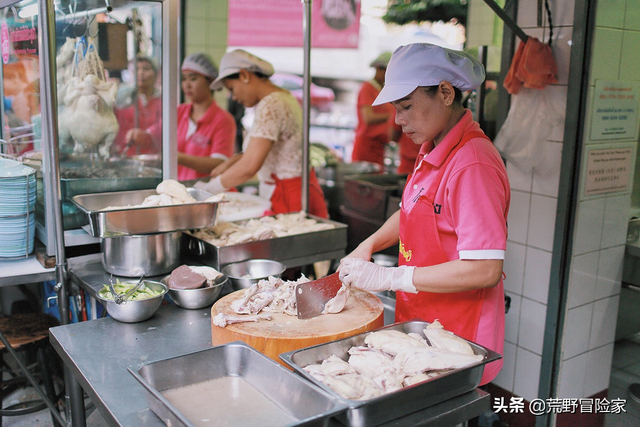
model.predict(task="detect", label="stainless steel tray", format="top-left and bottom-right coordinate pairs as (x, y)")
top-left (280, 320), bottom-right (501, 427)
top-left (128, 341), bottom-right (347, 427)
top-left (183, 214), bottom-right (347, 269)
top-left (72, 188), bottom-right (220, 237)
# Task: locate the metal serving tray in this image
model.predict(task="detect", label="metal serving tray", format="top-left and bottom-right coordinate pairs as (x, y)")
top-left (183, 214), bottom-right (347, 270)
top-left (72, 188), bottom-right (220, 237)
top-left (280, 320), bottom-right (501, 427)
top-left (128, 341), bottom-right (347, 427)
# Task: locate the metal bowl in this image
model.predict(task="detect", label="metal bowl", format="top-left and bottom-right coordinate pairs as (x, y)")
top-left (222, 259), bottom-right (286, 291)
top-left (163, 274), bottom-right (227, 310)
top-left (96, 280), bottom-right (168, 323)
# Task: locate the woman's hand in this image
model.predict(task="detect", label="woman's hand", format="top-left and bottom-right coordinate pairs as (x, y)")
top-left (339, 258), bottom-right (416, 293)
top-left (125, 128), bottom-right (153, 149)
top-left (209, 161), bottom-right (230, 178)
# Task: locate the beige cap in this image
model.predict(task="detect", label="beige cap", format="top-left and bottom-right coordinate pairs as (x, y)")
top-left (210, 49), bottom-right (275, 90)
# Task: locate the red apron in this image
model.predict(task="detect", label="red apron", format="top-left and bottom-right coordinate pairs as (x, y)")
top-left (269, 169), bottom-right (329, 219)
top-left (395, 131), bottom-right (488, 343)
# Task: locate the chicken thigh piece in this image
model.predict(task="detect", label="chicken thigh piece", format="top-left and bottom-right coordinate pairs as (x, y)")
top-left (423, 320), bottom-right (476, 355)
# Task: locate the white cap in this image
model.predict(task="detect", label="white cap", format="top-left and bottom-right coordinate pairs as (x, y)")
top-left (181, 53), bottom-right (218, 80)
top-left (373, 43), bottom-right (485, 106)
top-left (210, 49), bottom-right (275, 90)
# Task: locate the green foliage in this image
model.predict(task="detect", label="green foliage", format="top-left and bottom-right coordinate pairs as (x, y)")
top-left (383, 0), bottom-right (468, 26)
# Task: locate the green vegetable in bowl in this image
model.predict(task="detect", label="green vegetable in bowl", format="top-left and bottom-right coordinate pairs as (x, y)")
top-left (98, 279), bottom-right (163, 301)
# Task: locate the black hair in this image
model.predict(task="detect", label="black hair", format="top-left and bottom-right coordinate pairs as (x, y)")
top-left (422, 85), bottom-right (463, 104)
top-left (224, 71), bottom-right (271, 81)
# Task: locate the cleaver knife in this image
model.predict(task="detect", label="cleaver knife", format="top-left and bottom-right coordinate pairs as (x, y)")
top-left (296, 272), bottom-right (343, 319)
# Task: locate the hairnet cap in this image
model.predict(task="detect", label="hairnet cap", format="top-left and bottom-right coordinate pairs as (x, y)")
top-left (369, 52), bottom-right (392, 68)
top-left (182, 53), bottom-right (219, 81)
top-left (210, 49), bottom-right (275, 90)
top-left (372, 43), bottom-right (485, 106)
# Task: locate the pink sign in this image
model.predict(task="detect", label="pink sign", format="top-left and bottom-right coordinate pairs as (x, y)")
top-left (1, 22), bottom-right (10, 64)
top-left (228, 0), bottom-right (360, 48)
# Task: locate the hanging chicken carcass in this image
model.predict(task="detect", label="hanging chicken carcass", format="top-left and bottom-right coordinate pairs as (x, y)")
top-left (58, 37), bottom-right (119, 159)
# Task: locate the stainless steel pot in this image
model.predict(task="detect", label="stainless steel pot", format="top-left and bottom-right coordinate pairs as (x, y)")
top-left (101, 231), bottom-right (182, 277)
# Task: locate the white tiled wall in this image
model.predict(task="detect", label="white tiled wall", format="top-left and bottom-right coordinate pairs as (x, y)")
top-left (518, 298), bottom-right (547, 355)
top-left (513, 347), bottom-right (542, 400)
top-left (498, 0), bottom-right (639, 402)
top-left (556, 0), bottom-right (640, 399)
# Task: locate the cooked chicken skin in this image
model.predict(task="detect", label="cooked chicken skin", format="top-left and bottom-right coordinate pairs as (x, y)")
top-left (303, 322), bottom-right (485, 401)
top-left (364, 329), bottom-right (428, 356)
top-left (423, 319), bottom-right (476, 355)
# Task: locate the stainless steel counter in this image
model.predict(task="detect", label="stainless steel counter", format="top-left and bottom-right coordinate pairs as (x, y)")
top-left (50, 255), bottom-right (491, 427)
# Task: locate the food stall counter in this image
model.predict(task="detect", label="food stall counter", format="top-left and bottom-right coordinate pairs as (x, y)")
top-left (51, 254), bottom-right (490, 426)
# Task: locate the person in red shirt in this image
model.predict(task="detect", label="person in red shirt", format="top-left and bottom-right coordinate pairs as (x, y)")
top-left (351, 52), bottom-right (395, 167)
top-left (390, 120), bottom-right (422, 174)
top-left (113, 57), bottom-right (162, 156)
top-left (177, 53), bottom-right (236, 181)
top-left (339, 44), bottom-right (510, 385)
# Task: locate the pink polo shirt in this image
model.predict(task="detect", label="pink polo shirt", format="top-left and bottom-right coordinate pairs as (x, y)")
top-left (177, 101), bottom-right (236, 181)
top-left (402, 110), bottom-right (510, 382)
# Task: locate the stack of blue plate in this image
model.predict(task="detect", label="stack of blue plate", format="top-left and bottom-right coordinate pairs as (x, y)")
top-left (0, 158), bottom-right (37, 258)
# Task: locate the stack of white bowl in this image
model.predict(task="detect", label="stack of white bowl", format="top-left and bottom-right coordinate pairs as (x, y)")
top-left (0, 158), bottom-right (36, 257)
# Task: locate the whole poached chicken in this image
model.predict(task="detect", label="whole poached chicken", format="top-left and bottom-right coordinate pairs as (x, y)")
top-left (59, 74), bottom-right (119, 159)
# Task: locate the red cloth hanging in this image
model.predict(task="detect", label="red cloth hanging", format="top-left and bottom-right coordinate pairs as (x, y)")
top-left (504, 37), bottom-right (558, 95)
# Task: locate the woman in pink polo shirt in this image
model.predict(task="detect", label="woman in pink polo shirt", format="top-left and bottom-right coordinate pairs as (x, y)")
top-left (339, 43), bottom-right (511, 385)
top-left (177, 54), bottom-right (236, 181)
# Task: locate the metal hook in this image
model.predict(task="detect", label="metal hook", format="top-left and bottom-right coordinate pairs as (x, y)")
top-left (86, 14), bottom-right (98, 38)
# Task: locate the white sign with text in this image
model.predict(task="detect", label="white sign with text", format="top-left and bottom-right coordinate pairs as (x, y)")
top-left (590, 80), bottom-right (640, 141)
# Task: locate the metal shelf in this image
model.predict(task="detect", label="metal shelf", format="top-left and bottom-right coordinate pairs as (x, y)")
top-left (0, 255), bottom-right (55, 287)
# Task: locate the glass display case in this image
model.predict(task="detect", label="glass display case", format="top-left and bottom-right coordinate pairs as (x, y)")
top-left (0, 0), bottom-right (180, 255)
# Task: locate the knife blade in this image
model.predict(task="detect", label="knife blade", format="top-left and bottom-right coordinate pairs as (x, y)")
top-left (296, 272), bottom-right (343, 320)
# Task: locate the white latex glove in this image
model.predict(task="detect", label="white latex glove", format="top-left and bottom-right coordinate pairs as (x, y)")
top-left (193, 176), bottom-right (227, 194)
top-left (339, 258), bottom-right (417, 294)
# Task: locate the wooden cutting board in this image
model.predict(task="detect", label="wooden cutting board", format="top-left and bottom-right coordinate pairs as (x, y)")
top-left (211, 288), bottom-right (384, 366)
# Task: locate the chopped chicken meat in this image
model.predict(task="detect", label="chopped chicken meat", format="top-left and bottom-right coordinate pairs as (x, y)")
top-left (322, 285), bottom-right (350, 314)
top-left (190, 211), bottom-right (336, 247)
top-left (212, 312), bottom-right (272, 328)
